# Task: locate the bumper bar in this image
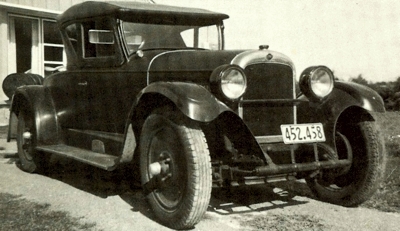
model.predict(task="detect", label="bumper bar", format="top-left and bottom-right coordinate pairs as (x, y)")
top-left (254, 159), bottom-right (352, 176)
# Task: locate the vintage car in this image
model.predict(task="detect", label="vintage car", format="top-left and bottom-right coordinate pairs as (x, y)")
top-left (7, 1), bottom-right (386, 230)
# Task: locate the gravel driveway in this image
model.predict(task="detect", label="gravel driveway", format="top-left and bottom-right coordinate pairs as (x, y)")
top-left (1, 138), bottom-right (400, 230)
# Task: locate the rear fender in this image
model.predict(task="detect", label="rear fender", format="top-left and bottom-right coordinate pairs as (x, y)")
top-left (8, 86), bottom-right (59, 145)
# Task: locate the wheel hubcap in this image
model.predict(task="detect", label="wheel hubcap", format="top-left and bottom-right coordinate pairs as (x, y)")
top-left (23, 131), bottom-right (32, 139)
top-left (149, 151), bottom-right (171, 178)
top-left (18, 113), bottom-right (34, 161)
top-left (147, 127), bottom-right (185, 209)
top-left (21, 131), bottom-right (33, 161)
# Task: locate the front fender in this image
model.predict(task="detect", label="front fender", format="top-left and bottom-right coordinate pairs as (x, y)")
top-left (298, 81), bottom-right (385, 152)
top-left (8, 86), bottom-right (59, 145)
top-left (298, 81), bottom-right (384, 123)
top-left (332, 81), bottom-right (385, 113)
top-left (134, 82), bottom-right (231, 122)
top-left (122, 82), bottom-right (233, 165)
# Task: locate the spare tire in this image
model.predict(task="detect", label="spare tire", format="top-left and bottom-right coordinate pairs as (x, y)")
top-left (27, 73), bottom-right (44, 85)
top-left (2, 73), bottom-right (44, 99)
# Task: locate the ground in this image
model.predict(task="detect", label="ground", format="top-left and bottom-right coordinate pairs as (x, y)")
top-left (1, 110), bottom-right (400, 231)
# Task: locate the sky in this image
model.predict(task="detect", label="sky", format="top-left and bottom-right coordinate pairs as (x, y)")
top-left (157, 0), bottom-right (400, 83)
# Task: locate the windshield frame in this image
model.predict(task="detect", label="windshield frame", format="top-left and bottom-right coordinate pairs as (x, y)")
top-left (119, 20), bottom-right (225, 57)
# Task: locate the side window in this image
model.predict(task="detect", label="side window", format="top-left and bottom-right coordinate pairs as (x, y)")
top-left (82, 20), bottom-right (116, 58)
top-left (65, 23), bottom-right (79, 53)
top-left (64, 23), bottom-right (82, 59)
top-left (63, 18), bottom-right (122, 67)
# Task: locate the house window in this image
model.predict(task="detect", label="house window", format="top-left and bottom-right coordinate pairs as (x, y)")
top-left (8, 15), bottom-right (40, 74)
top-left (43, 19), bottom-right (65, 76)
top-left (8, 15), bottom-right (65, 77)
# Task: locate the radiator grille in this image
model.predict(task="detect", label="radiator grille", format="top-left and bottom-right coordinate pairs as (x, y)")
top-left (242, 63), bottom-right (295, 136)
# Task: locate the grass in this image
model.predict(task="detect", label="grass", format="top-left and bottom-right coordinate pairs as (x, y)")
top-left (0, 193), bottom-right (98, 231)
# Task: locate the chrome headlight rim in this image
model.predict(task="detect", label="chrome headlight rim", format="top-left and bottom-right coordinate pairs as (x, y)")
top-left (299, 66), bottom-right (335, 101)
top-left (210, 64), bottom-right (247, 101)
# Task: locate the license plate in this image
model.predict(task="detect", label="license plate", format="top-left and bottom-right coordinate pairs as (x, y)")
top-left (280, 123), bottom-right (326, 144)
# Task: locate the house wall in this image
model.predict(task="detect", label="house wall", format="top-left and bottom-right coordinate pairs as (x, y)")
top-left (0, 9), bottom-right (8, 102)
top-left (0, 0), bottom-right (153, 11)
top-left (0, 0), bottom-right (80, 11)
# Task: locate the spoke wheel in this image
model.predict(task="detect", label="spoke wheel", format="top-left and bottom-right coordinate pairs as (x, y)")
top-left (17, 110), bottom-right (48, 173)
top-left (140, 111), bottom-right (211, 230)
top-left (306, 121), bottom-right (385, 206)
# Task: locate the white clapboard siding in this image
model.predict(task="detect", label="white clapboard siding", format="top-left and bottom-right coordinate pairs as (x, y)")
top-left (0, 0), bottom-right (154, 11)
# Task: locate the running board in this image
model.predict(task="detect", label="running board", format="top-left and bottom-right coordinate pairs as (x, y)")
top-left (36, 144), bottom-right (119, 171)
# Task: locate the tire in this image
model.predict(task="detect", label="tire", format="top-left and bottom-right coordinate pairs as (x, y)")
top-left (306, 121), bottom-right (385, 206)
top-left (17, 110), bottom-right (49, 173)
top-left (140, 110), bottom-right (212, 230)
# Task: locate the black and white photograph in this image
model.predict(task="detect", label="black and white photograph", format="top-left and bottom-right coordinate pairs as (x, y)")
top-left (0, 0), bottom-right (399, 230)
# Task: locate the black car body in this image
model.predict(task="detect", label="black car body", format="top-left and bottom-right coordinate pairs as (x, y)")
top-left (8, 1), bottom-right (386, 230)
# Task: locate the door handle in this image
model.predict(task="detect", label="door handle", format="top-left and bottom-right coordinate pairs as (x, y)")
top-left (78, 81), bottom-right (88, 86)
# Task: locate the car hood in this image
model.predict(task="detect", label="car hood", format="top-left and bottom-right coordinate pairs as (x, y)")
top-left (143, 48), bottom-right (295, 85)
top-left (147, 50), bottom-right (242, 76)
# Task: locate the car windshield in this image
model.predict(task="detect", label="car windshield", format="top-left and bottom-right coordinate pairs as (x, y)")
top-left (122, 22), bottom-right (220, 55)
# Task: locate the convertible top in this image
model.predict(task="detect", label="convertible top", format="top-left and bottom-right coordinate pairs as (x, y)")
top-left (57, 1), bottom-right (229, 26)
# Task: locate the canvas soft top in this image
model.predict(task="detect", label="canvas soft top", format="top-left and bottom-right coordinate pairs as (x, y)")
top-left (57, 1), bottom-right (229, 26)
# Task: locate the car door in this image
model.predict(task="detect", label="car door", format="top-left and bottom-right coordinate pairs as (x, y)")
top-left (51, 18), bottom-right (127, 132)
top-left (70, 18), bottom-right (144, 133)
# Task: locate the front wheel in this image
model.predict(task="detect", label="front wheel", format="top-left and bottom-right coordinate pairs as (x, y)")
top-left (306, 121), bottom-right (385, 206)
top-left (140, 111), bottom-right (211, 230)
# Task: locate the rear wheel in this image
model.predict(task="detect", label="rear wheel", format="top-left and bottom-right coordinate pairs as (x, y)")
top-left (17, 110), bottom-right (48, 173)
top-left (306, 121), bottom-right (385, 206)
top-left (140, 110), bottom-right (211, 230)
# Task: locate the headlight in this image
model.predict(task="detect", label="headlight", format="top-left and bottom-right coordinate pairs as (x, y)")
top-left (299, 66), bottom-right (334, 101)
top-left (210, 65), bottom-right (247, 100)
